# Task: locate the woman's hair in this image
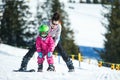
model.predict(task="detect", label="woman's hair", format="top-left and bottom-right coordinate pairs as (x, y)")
top-left (52, 12), bottom-right (60, 21)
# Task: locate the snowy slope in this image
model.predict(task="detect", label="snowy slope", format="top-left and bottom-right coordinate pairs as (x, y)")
top-left (0, 44), bottom-right (120, 80)
top-left (64, 3), bottom-right (107, 48)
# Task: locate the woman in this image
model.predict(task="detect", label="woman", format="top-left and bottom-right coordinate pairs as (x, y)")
top-left (18, 12), bottom-right (74, 72)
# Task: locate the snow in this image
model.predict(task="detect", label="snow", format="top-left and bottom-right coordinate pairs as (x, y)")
top-left (0, 44), bottom-right (120, 80)
top-left (65, 3), bottom-right (107, 48)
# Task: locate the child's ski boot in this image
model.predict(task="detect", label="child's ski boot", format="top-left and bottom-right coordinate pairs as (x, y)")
top-left (38, 64), bottom-right (43, 72)
top-left (47, 64), bottom-right (55, 71)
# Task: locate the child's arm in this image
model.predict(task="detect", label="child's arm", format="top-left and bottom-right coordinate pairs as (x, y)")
top-left (36, 36), bottom-right (43, 58)
top-left (48, 37), bottom-right (55, 53)
top-left (36, 36), bottom-right (41, 52)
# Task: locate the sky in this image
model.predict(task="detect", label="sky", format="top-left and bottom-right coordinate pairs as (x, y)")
top-left (0, 43), bottom-right (120, 80)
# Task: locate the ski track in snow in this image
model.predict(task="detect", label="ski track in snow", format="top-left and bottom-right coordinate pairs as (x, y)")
top-left (95, 67), bottom-right (120, 80)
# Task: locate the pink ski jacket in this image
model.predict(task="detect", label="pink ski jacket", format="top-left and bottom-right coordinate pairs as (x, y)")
top-left (36, 34), bottom-right (55, 54)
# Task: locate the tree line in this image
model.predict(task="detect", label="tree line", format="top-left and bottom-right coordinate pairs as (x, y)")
top-left (69, 0), bottom-right (114, 4)
top-left (0, 0), bottom-right (79, 56)
top-left (100, 0), bottom-right (120, 64)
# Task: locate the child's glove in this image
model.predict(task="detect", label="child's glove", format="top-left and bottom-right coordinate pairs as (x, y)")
top-left (47, 52), bottom-right (52, 57)
top-left (38, 52), bottom-right (42, 58)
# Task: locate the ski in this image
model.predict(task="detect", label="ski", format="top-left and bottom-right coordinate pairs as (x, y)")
top-left (13, 69), bottom-right (57, 72)
top-left (13, 69), bottom-right (35, 72)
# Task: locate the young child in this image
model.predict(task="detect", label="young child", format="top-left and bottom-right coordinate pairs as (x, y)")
top-left (36, 25), bottom-right (55, 72)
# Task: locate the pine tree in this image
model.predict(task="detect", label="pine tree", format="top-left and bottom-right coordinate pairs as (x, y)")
top-left (33, 0), bottom-right (43, 35)
top-left (0, 0), bottom-right (5, 43)
top-left (40, 0), bottom-right (79, 54)
top-left (43, 0), bottom-right (79, 56)
top-left (1, 0), bottom-right (35, 47)
top-left (93, 0), bottom-right (99, 4)
top-left (86, 0), bottom-right (91, 3)
top-left (36, 0), bottom-right (42, 25)
top-left (79, 0), bottom-right (83, 3)
top-left (101, 0), bottom-right (111, 4)
top-left (101, 0), bottom-right (120, 63)
top-left (40, 0), bottom-right (52, 19)
top-left (68, 0), bottom-right (73, 3)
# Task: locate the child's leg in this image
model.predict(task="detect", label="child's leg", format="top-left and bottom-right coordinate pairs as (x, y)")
top-left (37, 57), bottom-right (44, 64)
top-left (37, 53), bottom-right (45, 64)
top-left (37, 52), bottom-right (45, 72)
top-left (46, 52), bottom-right (55, 71)
top-left (46, 52), bottom-right (54, 64)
